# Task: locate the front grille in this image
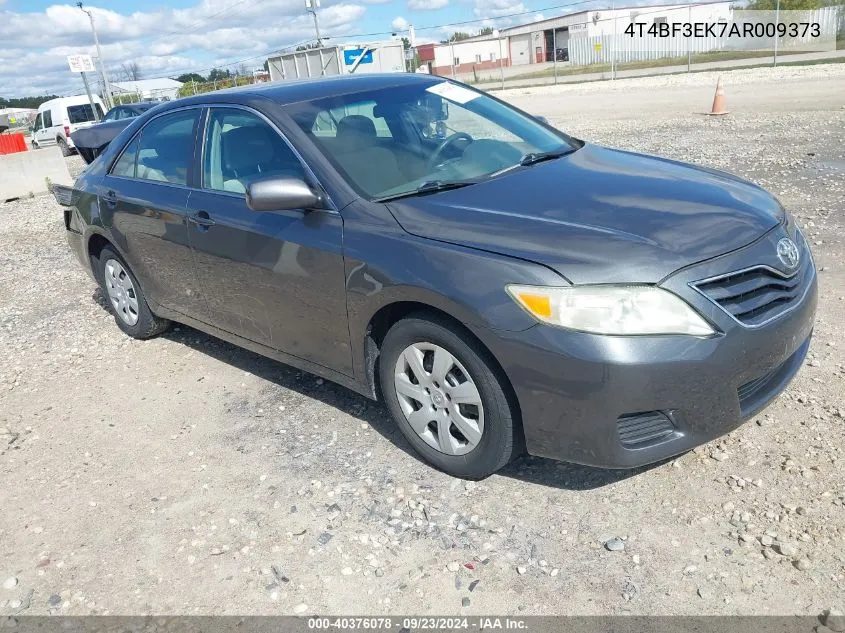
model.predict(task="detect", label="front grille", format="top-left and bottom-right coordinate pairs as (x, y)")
top-left (694, 262), bottom-right (810, 327)
top-left (617, 412), bottom-right (675, 448)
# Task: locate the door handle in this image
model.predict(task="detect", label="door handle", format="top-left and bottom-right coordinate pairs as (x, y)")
top-left (187, 210), bottom-right (216, 229)
top-left (104, 190), bottom-right (117, 209)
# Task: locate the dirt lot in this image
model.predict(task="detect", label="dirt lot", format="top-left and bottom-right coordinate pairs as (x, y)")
top-left (1, 65), bottom-right (844, 617)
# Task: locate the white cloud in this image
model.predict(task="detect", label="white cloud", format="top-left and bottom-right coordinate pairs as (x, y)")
top-left (391, 16), bottom-right (409, 30)
top-left (408, 0), bottom-right (449, 11)
top-left (472, 0), bottom-right (527, 18)
top-left (0, 0), bottom-right (368, 97)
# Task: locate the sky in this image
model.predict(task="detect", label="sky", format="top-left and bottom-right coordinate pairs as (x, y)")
top-left (1, 0), bottom-right (615, 98)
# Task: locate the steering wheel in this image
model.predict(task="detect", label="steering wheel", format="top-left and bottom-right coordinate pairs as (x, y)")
top-left (427, 132), bottom-right (473, 170)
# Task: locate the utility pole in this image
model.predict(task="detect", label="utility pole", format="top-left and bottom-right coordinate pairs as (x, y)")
top-left (305, 0), bottom-right (322, 47)
top-left (77, 2), bottom-right (112, 109)
top-left (773, 0), bottom-right (781, 66)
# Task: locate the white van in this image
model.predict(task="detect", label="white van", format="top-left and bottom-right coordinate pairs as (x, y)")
top-left (31, 95), bottom-right (106, 156)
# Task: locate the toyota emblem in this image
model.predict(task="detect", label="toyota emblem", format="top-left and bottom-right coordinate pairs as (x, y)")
top-left (776, 237), bottom-right (800, 270)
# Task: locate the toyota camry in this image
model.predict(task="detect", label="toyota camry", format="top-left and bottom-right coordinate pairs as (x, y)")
top-left (54, 73), bottom-right (817, 478)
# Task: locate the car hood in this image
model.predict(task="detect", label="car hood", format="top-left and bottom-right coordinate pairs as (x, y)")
top-left (385, 144), bottom-right (783, 284)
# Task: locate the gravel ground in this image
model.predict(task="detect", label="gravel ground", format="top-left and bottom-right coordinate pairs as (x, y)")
top-left (1, 65), bottom-right (844, 618)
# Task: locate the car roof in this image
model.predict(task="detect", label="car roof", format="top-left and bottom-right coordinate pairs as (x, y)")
top-left (166, 73), bottom-right (446, 110)
top-left (39, 95), bottom-right (103, 110)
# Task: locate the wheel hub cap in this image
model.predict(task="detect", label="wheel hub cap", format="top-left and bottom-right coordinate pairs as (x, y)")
top-left (393, 342), bottom-right (484, 456)
top-left (103, 259), bottom-right (140, 326)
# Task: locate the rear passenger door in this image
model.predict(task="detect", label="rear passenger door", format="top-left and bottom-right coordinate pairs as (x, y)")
top-left (186, 106), bottom-right (352, 375)
top-left (98, 107), bottom-right (209, 320)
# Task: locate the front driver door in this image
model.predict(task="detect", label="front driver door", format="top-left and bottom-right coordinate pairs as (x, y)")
top-left (186, 106), bottom-right (352, 375)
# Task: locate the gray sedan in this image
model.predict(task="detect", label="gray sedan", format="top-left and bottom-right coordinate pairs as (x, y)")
top-left (54, 73), bottom-right (816, 478)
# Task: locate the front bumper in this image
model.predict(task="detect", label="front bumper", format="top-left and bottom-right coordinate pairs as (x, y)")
top-left (479, 225), bottom-right (817, 469)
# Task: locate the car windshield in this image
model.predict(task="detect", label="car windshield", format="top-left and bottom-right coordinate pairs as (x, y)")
top-left (287, 80), bottom-right (577, 200)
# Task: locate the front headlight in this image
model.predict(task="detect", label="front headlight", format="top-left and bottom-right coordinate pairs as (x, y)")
top-left (506, 285), bottom-right (715, 336)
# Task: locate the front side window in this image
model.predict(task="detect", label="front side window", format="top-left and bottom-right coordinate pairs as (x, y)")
top-left (202, 108), bottom-right (305, 194)
top-left (33, 114), bottom-right (43, 131)
top-left (130, 109), bottom-right (199, 185)
top-left (103, 108), bottom-right (121, 121)
top-left (42, 110), bottom-right (53, 128)
top-left (288, 80), bottom-right (574, 199)
top-left (112, 136), bottom-right (140, 178)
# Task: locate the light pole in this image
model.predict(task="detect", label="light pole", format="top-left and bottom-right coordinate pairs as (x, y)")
top-left (305, 0), bottom-right (322, 47)
top-left (77, 2), bottom-right (112, 108)
top-left (611, 0), bottom-right (617, 80)
top-left (773, 0), bottom-right (781, 66)
top-left (493, 29), bottom-right (504, 90)
top-left (449, 34), bottom-right (456, 79)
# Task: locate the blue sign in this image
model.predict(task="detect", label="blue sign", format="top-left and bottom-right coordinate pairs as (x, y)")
top-left (344, 48), bottom-right (373, 65)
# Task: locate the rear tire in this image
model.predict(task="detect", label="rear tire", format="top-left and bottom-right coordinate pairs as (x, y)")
top-left (378, 313), bottom-right (521, 479)
top-left (95, 246), bottom-right (170, 340)
top-left (57, 137), bottom-right (72, 157)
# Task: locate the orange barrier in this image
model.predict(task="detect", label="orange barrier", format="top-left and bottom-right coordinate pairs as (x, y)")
top-left (0, 133), bottom-right (28, 155)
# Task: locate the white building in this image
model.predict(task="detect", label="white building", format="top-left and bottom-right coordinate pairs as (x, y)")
top-left (418, 0), bottom-right (733, 74)
top-left (503, 0), bottom-right (733, 66)
top-left (110, 78), bottom-right (183, 102)
top-left (417, 35), bottom-right (509, 76)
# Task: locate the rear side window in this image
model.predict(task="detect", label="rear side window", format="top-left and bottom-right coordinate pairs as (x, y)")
top-left (43, 110), bottom-right (53, 127)
top-left (67, 104), bottom-right (104, 124)
top-left (133, 110), bottom-right (200, 186)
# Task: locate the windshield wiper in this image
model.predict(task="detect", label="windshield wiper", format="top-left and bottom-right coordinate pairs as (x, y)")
top-left (518, 147), bottom-right (576, 166)
top-left (375, 179), bottom-right (478, 202)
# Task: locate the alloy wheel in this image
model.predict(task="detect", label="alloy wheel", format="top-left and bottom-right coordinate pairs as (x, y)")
top-left (393, 342), bottom-right (484, 456)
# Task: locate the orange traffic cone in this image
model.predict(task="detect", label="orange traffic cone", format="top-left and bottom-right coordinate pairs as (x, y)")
top-left (707, 77), bottom-right (729, 116)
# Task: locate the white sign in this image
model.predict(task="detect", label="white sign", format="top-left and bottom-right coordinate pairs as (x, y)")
top-left (426, 82), bottom-right (479, 105)
top-left (67, 54), bottom-right (96, 73)
top-left (569, 22), bottom-right (588, 37)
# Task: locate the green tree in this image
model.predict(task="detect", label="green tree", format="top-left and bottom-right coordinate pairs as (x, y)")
top-left (478, 26), bottom-right (494, 36)
top-left (176, 72), bottom-right (206, 83)
top-left (207, 68), bottom-right (232, 81)
top-left (0, 95), bottom-right (59, 109)
top-left (444, 31), bottom-right (472, 42)
top-left (745, 0), bottom-right (822, 8)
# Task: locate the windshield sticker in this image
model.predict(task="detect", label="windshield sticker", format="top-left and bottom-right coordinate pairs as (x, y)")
top-left (426, 82), bottom-right (480, 105)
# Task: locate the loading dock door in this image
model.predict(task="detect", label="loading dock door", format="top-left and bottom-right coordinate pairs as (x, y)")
top-left (509, 33), bottom-right (531, 66)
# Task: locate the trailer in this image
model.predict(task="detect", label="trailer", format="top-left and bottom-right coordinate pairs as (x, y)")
top-left (266, 41), bottom-right (407, 82)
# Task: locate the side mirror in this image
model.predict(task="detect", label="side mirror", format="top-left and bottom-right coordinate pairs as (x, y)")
top-left (246, 177), bottom-right (322, 212)
top-left (534, 115), bottom-right (549, 125)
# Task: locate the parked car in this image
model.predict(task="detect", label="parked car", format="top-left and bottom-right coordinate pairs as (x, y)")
top-left (31, 95), bottom-right (106, 156)
top-left (53, 74), bottom-right (817, 479)
top-left (71, 102), bottom-right (160, 164)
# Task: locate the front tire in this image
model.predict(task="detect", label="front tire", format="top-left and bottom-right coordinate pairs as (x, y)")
top-left (95, 246), bottom-right (170, 339)
top-left (379, 313), bottom-right (520, 479)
